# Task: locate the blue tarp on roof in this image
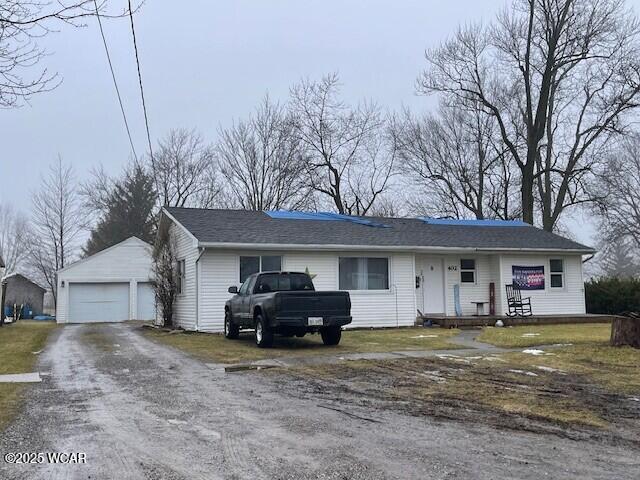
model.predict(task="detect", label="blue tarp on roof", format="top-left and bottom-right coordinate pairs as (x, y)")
top-left (265, 211), bottom-right (391, 228)
top-left (419, 217), bottom-right (529, 227)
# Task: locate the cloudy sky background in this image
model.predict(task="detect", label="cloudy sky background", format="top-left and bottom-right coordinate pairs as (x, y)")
top-left (3, 0), bottom-right (632, 245)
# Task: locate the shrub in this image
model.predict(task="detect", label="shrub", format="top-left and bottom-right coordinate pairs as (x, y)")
top-left (585, 277), bottom-right (640, 314)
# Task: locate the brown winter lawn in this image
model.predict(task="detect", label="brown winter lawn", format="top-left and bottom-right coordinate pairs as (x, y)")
top-left (143, 326), bottom-right (464, 364)
top-left (272, 323), bottom-right (640, 441)
top-left (0, 321), bottom-right (57, 430)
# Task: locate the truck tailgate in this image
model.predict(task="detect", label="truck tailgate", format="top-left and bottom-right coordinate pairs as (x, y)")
top-left (276, 291), bottom-right (350, 317)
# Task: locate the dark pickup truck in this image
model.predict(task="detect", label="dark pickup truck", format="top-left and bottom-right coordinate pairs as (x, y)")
top-left (224, 271), bottom-right (352, 348)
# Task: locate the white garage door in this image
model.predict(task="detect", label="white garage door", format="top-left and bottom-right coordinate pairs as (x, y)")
top-left (136, 282), bottom-right (156, 320)
top-left (69, 283), bottom-right (130, 323)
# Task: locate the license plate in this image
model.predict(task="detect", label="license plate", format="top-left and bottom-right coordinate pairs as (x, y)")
top-left (308, 317), bottom-right (324, 326)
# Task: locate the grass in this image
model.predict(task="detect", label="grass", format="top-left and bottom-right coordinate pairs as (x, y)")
top-left (285, 354), bottom-right (611, 429)
top-left (143, 326), bottom-right (463, 364)
top-left (477, 323), bottom-right (611, 348)
top-left (278, 323), bottom-right (640, 431)
top-left (0, 321), bottom-right (57, 431)
top-left (502, 344), bottom-right (640, 394)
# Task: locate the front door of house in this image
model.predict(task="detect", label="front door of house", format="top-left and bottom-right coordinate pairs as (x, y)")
top-left (422, 257), bottom-right (445, 314)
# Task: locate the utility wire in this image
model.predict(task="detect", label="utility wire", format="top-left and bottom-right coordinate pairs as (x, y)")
top-left (127, 0), bottom-right (155, 167)
top-left (92, 0), bottom-right (138, 161)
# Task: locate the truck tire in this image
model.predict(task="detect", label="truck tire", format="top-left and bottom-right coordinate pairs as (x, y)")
top-left (224, 310), bottom-right (239, 339)
top-left (321, 326), bottom-right (342, 346)
top-left (255, 314), bottom-right (274, 348)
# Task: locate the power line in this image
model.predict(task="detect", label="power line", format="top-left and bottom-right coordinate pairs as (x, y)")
top-left (127, 0), bottom-right (155, 167)
top-left (92, 0), bottom-right (138, 161)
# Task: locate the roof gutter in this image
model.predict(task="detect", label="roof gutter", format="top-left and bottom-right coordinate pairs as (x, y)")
top-left (197, 241), bottom-right (595, 255)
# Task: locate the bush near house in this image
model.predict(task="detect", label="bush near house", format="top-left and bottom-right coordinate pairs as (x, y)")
top-left (585, 277), bottom-right (640, 315)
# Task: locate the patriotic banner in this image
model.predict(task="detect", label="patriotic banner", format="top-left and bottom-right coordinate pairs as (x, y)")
top-left (512, 265), bottom-right (545, 290)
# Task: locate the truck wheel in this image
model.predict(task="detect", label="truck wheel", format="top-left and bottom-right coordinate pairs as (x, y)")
top-left (224, 310), bottom-right (239, 339)
top-left (255, 314), bottom-right (274, 348)
top-left (321, 326), bottom-right (342, 346)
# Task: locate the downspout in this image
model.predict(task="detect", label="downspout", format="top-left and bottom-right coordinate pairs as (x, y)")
top-left (195, 247), bottom-right (205, 332)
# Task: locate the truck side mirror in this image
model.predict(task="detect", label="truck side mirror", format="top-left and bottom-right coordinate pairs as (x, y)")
top-left (228, 286), bottom-right (238, 294)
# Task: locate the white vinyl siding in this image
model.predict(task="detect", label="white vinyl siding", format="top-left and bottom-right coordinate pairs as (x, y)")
top-left (444, 255), bottom-right (494, 316)
top-left (197, 250), bottom-right (239, 332)
top-left (170, 223), bottom-right (199, 330)
top-left (499, 254), bottom-right (585, 315)
top-left (192, 250), bottom-right (416, 333)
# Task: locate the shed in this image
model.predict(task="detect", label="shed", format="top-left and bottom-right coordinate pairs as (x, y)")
top-left (56, 237), bottom-right (155, 323)
top-left (3, 273), bottom-right (46, 317)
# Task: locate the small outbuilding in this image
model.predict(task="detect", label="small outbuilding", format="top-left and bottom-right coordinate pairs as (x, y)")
top-left (56, 237), bottom-right (155, 324)
top-left (2, 273), bottom-right (46, 318)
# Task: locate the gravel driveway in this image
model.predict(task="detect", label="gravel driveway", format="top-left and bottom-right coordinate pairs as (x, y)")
top-left (1, 323), bottom-right (638, 479)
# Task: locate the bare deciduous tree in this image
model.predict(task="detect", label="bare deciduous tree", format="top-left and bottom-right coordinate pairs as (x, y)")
top-left (29, 157), bottom-right (83, 306)
top-left (152, 219), bottom-right (177, 328)
top-left (0, 1), bottom-right (134, 107)
top-left (419, 0), bottom-right (640, 229)
top-left (79, 164), bottom-right (115, 219)
top-left (217, 96), bottom-right (310, 211)
top-left (290, 73), bottom-right (395, 216)
top-left (0, 203), bottom-right (31, 274)
top-left (392, 101), bottom-right (520, 220)
top-left (150, 128), bottom-right (221, 208)
top-left (594, 134), bottom-right (640, 250)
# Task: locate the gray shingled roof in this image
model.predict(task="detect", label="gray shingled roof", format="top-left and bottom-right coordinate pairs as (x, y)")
top-left (164, 207), bottom-right (594, 253)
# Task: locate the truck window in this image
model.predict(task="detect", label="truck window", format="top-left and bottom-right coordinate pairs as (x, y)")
top-left (255, 273), bottom-right (315, 293)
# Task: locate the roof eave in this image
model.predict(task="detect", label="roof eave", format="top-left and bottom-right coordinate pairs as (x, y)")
top-left (197, 241), bottom-right (594, 255)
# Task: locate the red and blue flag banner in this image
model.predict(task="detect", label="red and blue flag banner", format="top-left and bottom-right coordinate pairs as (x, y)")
top-left (512, 265), bottom-right (545, 290)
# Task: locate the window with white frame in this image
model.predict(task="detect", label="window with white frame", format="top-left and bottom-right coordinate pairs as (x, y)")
top-left (550, 259), bottom-right (564, 288)
top-left (239, 255), bottom-right (282, 283)
top-left (460, 259), bottom-right (476, 283)
top-left (339, 257), bottom-right (389, 290)
top-left (176, 259), bottom-right (186, 294)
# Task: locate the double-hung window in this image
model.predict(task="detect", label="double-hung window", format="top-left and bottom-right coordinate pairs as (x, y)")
top-left (550, 259), bottom-right (564, 288)
top-left (339, 257), bottom-right (389, 290)
top-left (239, 255), bottom-right (282, 283)
top-left (460, 259), bottom-right (476, 283)
top-left (176, 259), bottom-right (186, 294)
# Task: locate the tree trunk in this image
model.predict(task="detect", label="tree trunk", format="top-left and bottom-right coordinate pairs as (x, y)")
top-left (521, 169), bottom-right (535, 225)
top-left (610, 313), bottom-right (640, 348)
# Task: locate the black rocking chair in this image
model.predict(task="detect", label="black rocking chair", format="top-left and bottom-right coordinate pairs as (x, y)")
top-left (505, 283), bottom-right (532, 317)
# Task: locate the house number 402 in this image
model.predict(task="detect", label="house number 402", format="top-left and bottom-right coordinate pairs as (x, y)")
top-left (448, 265), bottom-right (458, 271)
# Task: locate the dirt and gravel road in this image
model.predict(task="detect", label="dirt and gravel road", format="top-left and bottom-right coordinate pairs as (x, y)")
top-left (1, 323), bottom-right (638, 479)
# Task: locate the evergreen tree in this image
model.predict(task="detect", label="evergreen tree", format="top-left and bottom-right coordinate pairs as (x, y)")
top-left (598, 235), bottom-right (640, 279)
top-left (84, 165), bottom-right (156, 256)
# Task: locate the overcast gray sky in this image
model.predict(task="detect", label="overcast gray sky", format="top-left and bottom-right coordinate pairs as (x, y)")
top-left (3, 0), bottom-right (636, 245)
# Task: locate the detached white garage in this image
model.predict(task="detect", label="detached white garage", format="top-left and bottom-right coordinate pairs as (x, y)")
top-left (56, 237), bottom-right (155, 324)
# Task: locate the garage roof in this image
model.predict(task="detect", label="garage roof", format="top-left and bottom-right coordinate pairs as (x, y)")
top-left (164, 207), bottom-right (594, 253)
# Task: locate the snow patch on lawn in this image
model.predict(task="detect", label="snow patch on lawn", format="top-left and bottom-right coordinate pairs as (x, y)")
top-left (522, 349), bottom-right (551, 356)
top-left (536, 365), bottom-right (565, 374)
top-left (508, 369), bottom-right (538, 377)
top-left (521, 333), bottom-right (541, 337)
top-left (411, 335), bottom-right (439, 339)
top-left (483, 356), bottom-right (507, 363)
